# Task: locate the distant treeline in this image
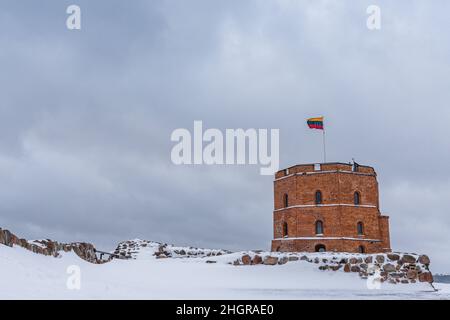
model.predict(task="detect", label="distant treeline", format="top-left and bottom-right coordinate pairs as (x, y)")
top-left (433, 274), bottom-right (450, 283)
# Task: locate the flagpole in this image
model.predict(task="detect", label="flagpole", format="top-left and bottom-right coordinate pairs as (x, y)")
top-left (322, 122), bottom-right (327, 163)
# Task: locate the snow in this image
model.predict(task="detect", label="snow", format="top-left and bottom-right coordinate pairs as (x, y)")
top-left (0, 244), bottom-right (449, 300)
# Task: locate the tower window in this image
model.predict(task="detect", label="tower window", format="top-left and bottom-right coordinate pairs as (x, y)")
top-left (315, 190), bottom-right (322, 205)
top-left (282, 222), bottom-right (288, 238)
top-left (357, 222), bottom-right (364, 235)
top-left (315, 220), bottom-right (324, 235)
top-left (283, 193), bottom-right (289, 208)
top-left (354, 192), bottom-right (360, 205)
top-left (358, 245), bottom-right (365, 253)
top-left (315, 244), bottom-right (326, 252)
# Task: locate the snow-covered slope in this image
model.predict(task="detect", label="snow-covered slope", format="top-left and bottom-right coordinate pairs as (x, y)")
top-left (1, 244), bottom-right (449, 299)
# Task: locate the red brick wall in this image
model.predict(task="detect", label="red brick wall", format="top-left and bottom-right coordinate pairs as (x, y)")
top-left (272, 163), bottom-right (391, 253)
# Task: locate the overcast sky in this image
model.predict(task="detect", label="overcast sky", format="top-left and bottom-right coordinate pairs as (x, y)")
top-left (0, 0), bottom-right (449, 272)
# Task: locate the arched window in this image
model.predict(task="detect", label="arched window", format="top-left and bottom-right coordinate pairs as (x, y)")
top-left (282, 222), bottom-right (288, 238)
top-left (315, 220), bottom-right (324, 235)
top-left (315, 190), bottom-right (322, 205)
top-left (357, 222), bottom-right (364, 235)
top-left (354, 191), bottom-right (360, 205)
top-left (283, 193), bottom-right (289, 208)
top-left (358, 245), bottom-right (365, 253)
top-left (315, 244), bottom-right (326, 252)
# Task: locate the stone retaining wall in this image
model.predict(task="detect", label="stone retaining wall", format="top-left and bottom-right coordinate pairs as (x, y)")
top-left (232, 251), bottom-right (434, 284)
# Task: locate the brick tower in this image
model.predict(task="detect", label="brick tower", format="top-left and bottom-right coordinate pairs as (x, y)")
top-left (271, 162), bottom-right (391, 253)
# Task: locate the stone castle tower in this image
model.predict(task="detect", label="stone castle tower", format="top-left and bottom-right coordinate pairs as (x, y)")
top-left (271, 162), bottom-right (391, 253)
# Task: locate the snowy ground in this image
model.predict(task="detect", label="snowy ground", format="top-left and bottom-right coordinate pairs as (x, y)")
top-left (0, 244), bottom-right (449, 300)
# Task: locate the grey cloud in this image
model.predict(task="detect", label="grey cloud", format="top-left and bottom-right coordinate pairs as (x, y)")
top-left (0, 0), bottom-right (449, 272)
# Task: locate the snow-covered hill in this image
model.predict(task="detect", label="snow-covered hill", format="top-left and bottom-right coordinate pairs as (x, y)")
top-left (1, 242), bottom-right (449, 299)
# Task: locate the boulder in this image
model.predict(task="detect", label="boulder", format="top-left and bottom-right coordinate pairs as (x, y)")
top-left (263, 256), bottom-right (279, 265)
top-left (387, 253), bottom-right (400, 261)
top-left (375, 255), bottom-right (385, 264)
top-left (364, 256), bottom-right (373, 264)
top-left (300, 255), bottom-right (308, 261)
top-left (278, 256), bottom-right (288, 265)
top-left (252, 255), bottom-right (263, 264)
top-left (350, 265), bottom-right (360, 273)
top-left (407, 270), bottom-right (418, 279)
top-left (241, 254), bottom-right (251, 265)
top-left (418, 255), bottom-right (430, 265)
top-left (383, 263), bottom-right (396, 273)
top-left (318, 265), bottom-right (329, 271)
top-left (330, 265), bottom-right (342, 271)
top-left (349, 258), bottom-right (358, 264)
top-left (401, 254), bottom-right (417, 264)
top-left (288, 256), bottom-right (299, 261)
top-left (418, 272), bottom-right (433, 283)
top-left (344, 263), bottom-right (351, 272)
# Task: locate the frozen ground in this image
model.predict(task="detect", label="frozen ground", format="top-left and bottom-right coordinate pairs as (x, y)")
top-left (0, 244), bottom-right (449, 300)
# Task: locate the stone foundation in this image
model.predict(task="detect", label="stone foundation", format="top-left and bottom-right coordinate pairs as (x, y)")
top-left (232, 251), bottom-right (434, 285)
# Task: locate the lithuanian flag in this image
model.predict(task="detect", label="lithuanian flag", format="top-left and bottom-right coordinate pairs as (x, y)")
top-left (307, 117), bottom-right (324, 130)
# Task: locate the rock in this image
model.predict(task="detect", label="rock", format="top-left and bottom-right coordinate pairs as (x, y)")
top-left (330, 265), bottom-right (342, 271)
top-left (418, 272), bottom-right (433, 283)
top-left (241, 254), bottom-right (252, 265)
top-left (252, 255), bottom-right (263, 264)
top-left (206, 260), bottom-right (217, 264)
top-left (278, 256), bottom-right (288, 265)
top-left (356, 258), bottom-right (363, 264)
top-left (364, 256), bottom-right (373, 264)
top-left (179, 249), bottom-right (186, 255)
top-left (359, 263), bottom-right (368, 270)
top-left (344, 263), bottom-right (351, 272)
top-left (383, 263), bottom-right (396, 273)
top-left (233, 259), bottom-right (240, 266)
top-left (314, 258), bottom-right (320, 264)
top-left (322, 259), bottom-right (328, 263)
top-left (288, 256), bottom-right (299, 261)
top-left (401, 254), bottom-right (417, 264)
top-left (387, 253), bottom-right (400, 261)
top-left (300, 255), bottom-right (308, 261)
top-left (339, 258), bottom-right (348, 264)
top-left (318, 265), bottom-right (329, 271)
top-left (401, 280), bottom-right (409, 284)
top-left (407, 270), bottom-right (418, 279)
top-left (349, 258), bottom-right (358, 264)
top-left (418, 255), bottom-right (430, 265)
top-left (263, 256), bottom-right (279, 265)
top-left (350, 265), bottom-right (360, 273)
top-left (375, 255), bottom-right (385, 264)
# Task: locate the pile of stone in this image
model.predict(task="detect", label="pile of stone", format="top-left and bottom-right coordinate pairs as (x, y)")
top-left (113, 239), bottom-right (231, 260)
top-left (231, 251), bottom-right (434, 284)
top-left (0, 227), bottom-right (104, 264)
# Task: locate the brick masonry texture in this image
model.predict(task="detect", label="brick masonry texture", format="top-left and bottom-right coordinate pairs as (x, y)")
top-left (271, 162), bottom-right (391, 253)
